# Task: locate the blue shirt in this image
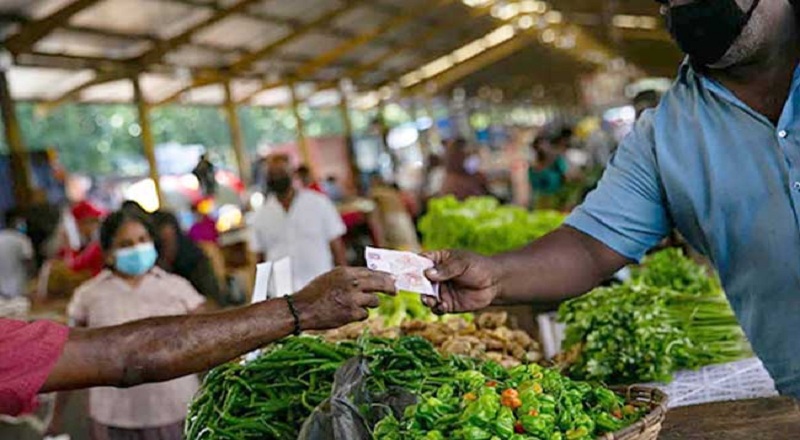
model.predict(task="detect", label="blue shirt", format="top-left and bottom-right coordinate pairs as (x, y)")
top-left (566, 62), bottom-right (800, 397)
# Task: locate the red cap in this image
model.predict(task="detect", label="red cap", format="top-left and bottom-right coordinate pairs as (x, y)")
top-left (71, 201), bottom-right (105, 222)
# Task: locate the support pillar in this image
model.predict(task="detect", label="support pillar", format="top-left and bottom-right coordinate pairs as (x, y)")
top-left (132, 76), bottom-right (163, 209)
top-left (223, 80), bottom-right (249, 185)
top-left (289, 82), bottom-right (313, 173)
top-left (0, 70), bottom-right (32, 208)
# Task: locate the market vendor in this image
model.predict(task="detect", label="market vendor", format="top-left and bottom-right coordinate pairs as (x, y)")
top-left (0, 267), bottom-right (395, 416)
top-left (424, 0), bottom-right (800, 399)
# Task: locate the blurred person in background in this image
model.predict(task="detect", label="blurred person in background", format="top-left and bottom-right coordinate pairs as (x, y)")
top-left (192, 153), bottom-right (216, 197)
top-left (24, 189), bottom-right (62, 268)
top-left (296, 164), bottom-right (325, 194)
top-left (62, 201), bottom-right (106, 277)
top-left (0, 209), bottom-right (35, 304)
top-left (187, 199), bottom-right (220, 245)
top-left (439, 138), bottom-right (490, 200)
top-left (152, 210), bottom-right (222, 305)
top-left (420, 153), bottom-right (445, 203)
top-left (251, 154), bottom-right (347, 290)
top-left (528, 135), bottom-right (568, 209)
top-left (120, 200), bottom-right (149, 218)
top-left (323, 175), bottom-right (345, 203)
top-left (49, 210), bottom-right (206, 439)
top-left (368, 175), bottom-right (421, 252)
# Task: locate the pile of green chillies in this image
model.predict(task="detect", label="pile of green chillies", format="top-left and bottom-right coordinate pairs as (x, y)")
top-left (185, 336), bottom-right (481, 439)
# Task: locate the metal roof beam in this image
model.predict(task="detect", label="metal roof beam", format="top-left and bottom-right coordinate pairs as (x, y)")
top-left (291, 0), bottom-right (455, 82)
top-left (134, 0), bottom-right (263, 67)
top-left (4, 0), bottom-right (102, 54)
top-left (229, 0), bottom-right (368, 74)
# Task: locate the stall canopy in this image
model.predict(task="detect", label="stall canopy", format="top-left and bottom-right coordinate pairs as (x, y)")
top-left (0, 0), bottom-right (682, 107)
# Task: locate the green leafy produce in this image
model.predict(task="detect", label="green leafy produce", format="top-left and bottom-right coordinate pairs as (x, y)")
top-left (558, 249), bottom-right (751, 384)
top-left (374, 363), bottom-right (645, 440)
top-left (418, 196), bottom-right (566, 255)
top-left (185, 336), bottom-right (479, 439)
top-left (374, 291), bottom-right (438, 327)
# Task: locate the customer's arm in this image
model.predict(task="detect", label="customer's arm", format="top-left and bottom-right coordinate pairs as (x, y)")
top-left (41, 267), bottom-right (394, 392)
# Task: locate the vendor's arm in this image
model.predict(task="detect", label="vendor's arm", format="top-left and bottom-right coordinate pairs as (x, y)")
top-left (40, 267), bottom-right (394, 393)
top-left (425, 113), bottom-right (670, 312)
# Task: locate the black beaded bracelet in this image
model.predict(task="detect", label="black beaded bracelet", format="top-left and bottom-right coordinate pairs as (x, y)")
top-left (284, 295), bottom-right (302, 336)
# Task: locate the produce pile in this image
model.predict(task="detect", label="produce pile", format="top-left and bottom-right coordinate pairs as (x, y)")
top-left (374, 363), bottom-right (644, 440)
top-left (419, 196), bottom-right (566, 255)
top-left (186, 336), bottom-right (646, 440)
top-left (558, 248), bottom-right (752, 384)
top-left (325, 311), bottom-right (542, 368)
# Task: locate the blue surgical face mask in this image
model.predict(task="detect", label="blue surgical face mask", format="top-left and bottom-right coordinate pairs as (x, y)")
top-left (15, 222), bottom-right (27, 234)
top-left (114, 242), bottom-right (158, 276)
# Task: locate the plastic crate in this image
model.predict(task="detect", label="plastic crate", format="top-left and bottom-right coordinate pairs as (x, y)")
top-left (644, 357), bottom-right (778, 408)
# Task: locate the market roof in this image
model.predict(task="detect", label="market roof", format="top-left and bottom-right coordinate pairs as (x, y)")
top-left (0, 0), bottom-right (681, 107)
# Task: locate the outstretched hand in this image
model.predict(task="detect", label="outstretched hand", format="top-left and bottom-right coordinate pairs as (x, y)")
top-left (422, 249), bottom-right (502, 314)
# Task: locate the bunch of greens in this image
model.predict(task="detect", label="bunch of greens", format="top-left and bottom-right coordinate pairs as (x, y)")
top-left (374, 363), bottom-right (644, 440)
top-left (185, 336), bottom-right (478, 439)
top-left (418, 196), bottom-right (566, 255)
top-left (374, 291), bottom-right (438, 327)
top-left (558, 249), bottom-right (751, 384)
top-left (631, 248), bottom-right (719, 295)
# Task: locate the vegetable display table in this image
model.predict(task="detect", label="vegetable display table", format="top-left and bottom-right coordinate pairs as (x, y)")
top-left (660, 397), bottom-right (800, 439)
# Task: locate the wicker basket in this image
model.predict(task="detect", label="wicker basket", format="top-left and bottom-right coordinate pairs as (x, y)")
top-left (598, 386), bottom-right (669, 440)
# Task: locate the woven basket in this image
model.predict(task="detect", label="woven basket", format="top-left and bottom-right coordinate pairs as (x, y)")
top-left (598, 386), bottom-right (669, 440)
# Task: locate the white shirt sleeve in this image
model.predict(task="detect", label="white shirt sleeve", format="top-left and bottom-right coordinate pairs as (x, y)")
top-left (18, 235), bottom-right (33, 260)
top-left (248, 210), bottom-right (266, 254)
top-left (318, 196), bottom-right (346, 242)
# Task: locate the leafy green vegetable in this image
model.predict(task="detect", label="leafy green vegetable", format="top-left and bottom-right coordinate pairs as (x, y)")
top-left (418, 196), bottom-right (566, 255)
top-left (559, 248), bottom-right (752, 384)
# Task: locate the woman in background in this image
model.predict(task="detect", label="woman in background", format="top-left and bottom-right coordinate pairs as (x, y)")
top-left (67, 210), bottom-right (206, 440)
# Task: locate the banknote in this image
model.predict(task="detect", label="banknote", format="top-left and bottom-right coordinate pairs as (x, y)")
top-left (365, 247), bottom-right (439, 298)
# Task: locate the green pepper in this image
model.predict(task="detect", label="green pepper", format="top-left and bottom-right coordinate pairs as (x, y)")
top-left (550, 432), bottom-right (563, 440)
top-left (458, 371), bottom-right (488, 391)
top-left (566, 427), bottom-right (591, 440)
top-left (519, 413), bottom-right (555, 438)
top-left (595, 412), bottom-right (624, 433)
top-left (494, 406), bottom-right (515, 438)
top-left (461, 390), bottom-right (500, 429)
top-left (374, 414), bottom-right (402, 440)
top-left (437, 384), bottom-right (455, 401)
top-left (592, 388), bottom-right (620, 410)
top-left (457, 426), bottom-right (494, 440)
top-left (424, 430), bottom-right (446, 440)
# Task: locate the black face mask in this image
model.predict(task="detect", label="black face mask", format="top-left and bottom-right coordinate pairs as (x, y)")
top-left (267, 176), bottom-right (293, 194)
top-left (667, 0), bottom-right (762, 66)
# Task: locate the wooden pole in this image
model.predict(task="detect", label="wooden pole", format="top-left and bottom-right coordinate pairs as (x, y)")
top-left (132, 76), bottom-right (164, 209)
top-left (0, 70), bottom-right (32, 208)
top-left (337, 84), bottom-right (362, 193)
top-left (223, 80), bottom-right (249, 185)
top-left (289, 82), bottom-right (313, 172)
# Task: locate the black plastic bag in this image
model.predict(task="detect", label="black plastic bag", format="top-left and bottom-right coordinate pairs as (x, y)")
top-left (298, 357), bottom-right (418, 440)
top-left (298, 357), bottom-right (371, 440)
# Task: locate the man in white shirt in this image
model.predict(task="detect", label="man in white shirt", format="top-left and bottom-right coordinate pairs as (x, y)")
top-left (0, 210), bottom-right (34, 299)
top-left (251, 154), bottom-right (348, 290)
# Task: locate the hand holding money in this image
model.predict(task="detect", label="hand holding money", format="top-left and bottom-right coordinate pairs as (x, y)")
top-left (365, 247), bottom-right (439, 298)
